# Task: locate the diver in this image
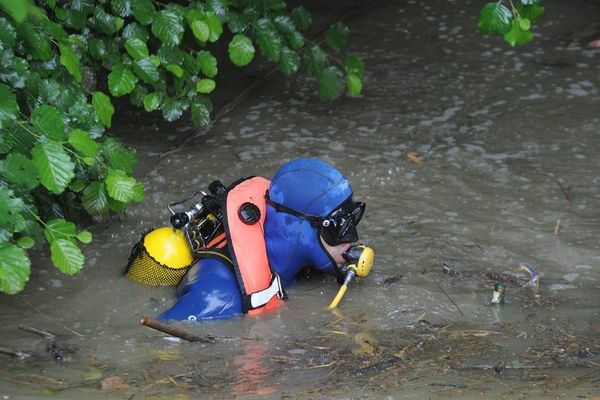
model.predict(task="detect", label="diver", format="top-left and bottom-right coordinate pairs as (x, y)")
top-left (126, 158), bottom-right (372, 321)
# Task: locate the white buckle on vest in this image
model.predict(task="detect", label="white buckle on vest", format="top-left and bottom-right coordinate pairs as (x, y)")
top-left (249, 273), bottom-right (284, 309)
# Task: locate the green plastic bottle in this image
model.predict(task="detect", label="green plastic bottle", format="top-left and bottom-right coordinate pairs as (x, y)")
top-left (489, 283), bottom-right (506, 305)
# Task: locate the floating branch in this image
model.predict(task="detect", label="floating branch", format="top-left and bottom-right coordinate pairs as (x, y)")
top-left (140, 316), bottom-right (215, 343)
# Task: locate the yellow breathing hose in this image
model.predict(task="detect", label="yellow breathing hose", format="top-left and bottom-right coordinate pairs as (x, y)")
top-left (327, 283), bottom-right (349, 309)
top-left (326, 245), bottom-right (375, 310)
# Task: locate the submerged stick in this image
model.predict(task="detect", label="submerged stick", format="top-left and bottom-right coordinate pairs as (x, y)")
top-left (0, 346), bottom-right (31, 359)
top-left (139, 316), bottom-right (215, 343)
top-left (19, 325), bottom-right (56, 341)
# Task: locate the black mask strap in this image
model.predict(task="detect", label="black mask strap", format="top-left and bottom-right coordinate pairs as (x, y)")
top-left (264, 192), bottom-right (323, 228)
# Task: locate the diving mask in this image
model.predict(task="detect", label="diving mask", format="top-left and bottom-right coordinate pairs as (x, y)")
top-left (265, 195), bottom-right (365, 246)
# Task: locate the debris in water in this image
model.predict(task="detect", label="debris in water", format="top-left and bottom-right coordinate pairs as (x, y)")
top-left (519, 263), bottom-right (540, 291)
top-left (406, 152), bottom-right (424, 165)
top-left (101, 375), bottom-right (128, 390)
top-left (489, 283), bottom-right (506, 305)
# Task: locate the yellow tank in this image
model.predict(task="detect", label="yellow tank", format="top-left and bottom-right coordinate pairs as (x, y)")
top-left (125, 227), bottom-right (194, 286)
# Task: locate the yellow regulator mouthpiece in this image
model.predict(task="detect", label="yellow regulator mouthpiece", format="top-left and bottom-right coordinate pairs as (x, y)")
top-left (125, 227), bottom-right (194, 286)
top-left (328, 245), bottom-right (375, 309)
top-left (349, 245), bottom-right (374, 277)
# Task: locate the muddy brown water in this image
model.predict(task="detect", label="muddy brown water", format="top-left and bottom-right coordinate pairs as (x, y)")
top-left (1, 0), bottom-right (599, 398)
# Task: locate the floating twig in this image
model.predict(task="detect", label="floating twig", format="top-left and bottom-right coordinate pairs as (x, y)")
top-left (554, 179), bottom-right (572, 208)
top-left (306, 361), bottom-right (337, 369)
top-left (140, 316), bottom-right (215, 343)
top-left (0, 346), bottom-right (31, 360)
top-left (554, 218), bottom-right (562, 235)
top-left (19, 325), bottom-right (56, 340)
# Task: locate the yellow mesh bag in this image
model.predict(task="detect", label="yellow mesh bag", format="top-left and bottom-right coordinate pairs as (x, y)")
top-left (125, 227), bottom-right (194, 286)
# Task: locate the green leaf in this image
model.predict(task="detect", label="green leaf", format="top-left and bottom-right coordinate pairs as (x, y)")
top-left (18, 23), bottom-right (53, 60)
top-left (102, 138), bottom-right (137, 174)
top-left (319, 66), bottom-right (345, 101)
top-left (191, 102), bottom-right (210, 128)
top-left (151, 9), bottom-right (184, 45)
top-left (255, 19), bottom-right (281, 62)
top-left (0, 16), bottom-right (17, 48)
top-left (0, 153), bottom-right (39, 189)
top-left (0, 0), bottom-right (29, 23)
top-left (92, 91), bottom-right (114, 128)
top-left (43, 218), bottom-right (76, 244)
top-left (0, 131), bottom-right (14, 154)
top-left (149, 54), bottom-right (161, 67)
top-left (77, 230), bottom-right (92, 244)
top-left (69, 179), bottom-right (86, 192)
top-left (131, 181), bottom-right (145, 202)
top-left (84, 371), bottom-right (103, 382)
top-left (50, 238), bottom-right (84, 275)
top-left (105, 169), bottom-right (137, 202)
top-left (291, 6), bottom-right (311, 30)
top-left (9, 123), bottom-right (35, 154)
top-left (228, 34), bottom-right (255, 67)
top-left (278, 46), bottom-right (300, 76)
top-left (68, 129), bottom-right (99, 158)
top-left (42, 19), bottom-right (68, 41)
top-left (197, 51), bottom-right (218, 78)
top-left (143, 93), bottom-right (160, 111)
top-left (196, 79), bottom-right (216, 94)
top-left (108, 65), bottom-right (138, 97)
top-left (273, 15), bottom-right (304, 50)
top-left (124, 37), bottom-right (149, 60)
top-left (161, 98), bottom-right (184, 122)
top-left (116, 17), bottom-right (124, 32)
top-left (55, 8), bottom-right (88, 30)
top-left (206, 0), bottom-right (228, 17)
top-left (17, 236), bottom-right (35, 249)
top-left (517, 4), bottom-right (544, 22)
top-left (88, 38), bottom-right (107, 60)
top-left (38, 79), bottom-right (62, 105)
top-left (285, 29), bottom-right (304, 50)
top-left (478, 3), bottom-right (512, 35)
top-left (133, 57), bottom-right (160, 83)
top-left (131, 0), bottom-right (155, 25)
top-left (273, 15), bottom-right (295, 35)
top-left (0, 83), bottom-right (18, 129)
top-left (345, 56), bottom-right (365, 79)
top-left (82, 181), bottom-right (109, 215)
top-left (92, 6), bottom-right (118, 35)
top-left (227, 11), bottom-right (249, 33)
top-left (347, 73), bottom-right (362, 96)
top-left (112, 0), bottom-right (131, 17)
top-left (504, 18), bottom-right (534, 46)
top-left (129, 84), bottom-right (147, 107)
top-left (304, 45), bottom-right (327, 77)
top-left (326, 23), bottom-right (349, 53)
top-left (0, 188), bottom-right (26, 233)
top-left (182, 53), bottom-right (200, 75)
top-left (32, 142), bottom-right (75, 194)
top-left (519, 18), bottom-right (531, 31)
top-left (122, 22), bottom-right (149, 41)
top-left (190, 19), bottom-right (210, 43)
top-left (165, 64), bottom-right (184, 77)
top-left (31, 105), bottom-right (66, 141)
top-left (0, 243), bottom-right (30, 294)
top-left (59, 43), bottom-right (82, 83)
top-left (157, 44), bottom-right (184, 65)
top-left (205, 12), bottom-right (223, 42)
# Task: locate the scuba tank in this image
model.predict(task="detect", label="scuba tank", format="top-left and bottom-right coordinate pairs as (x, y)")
top-left (125, 181), bottom-right (227, 286)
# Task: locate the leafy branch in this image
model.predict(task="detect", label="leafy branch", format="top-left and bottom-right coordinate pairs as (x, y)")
top-left (478, 0), bottom-right (545, 47)
top-left (0, 0), bottom-right (365, 294)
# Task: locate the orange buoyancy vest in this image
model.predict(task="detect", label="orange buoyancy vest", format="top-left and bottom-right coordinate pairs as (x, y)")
top-left (222, 176), bottom-right (286, 315)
